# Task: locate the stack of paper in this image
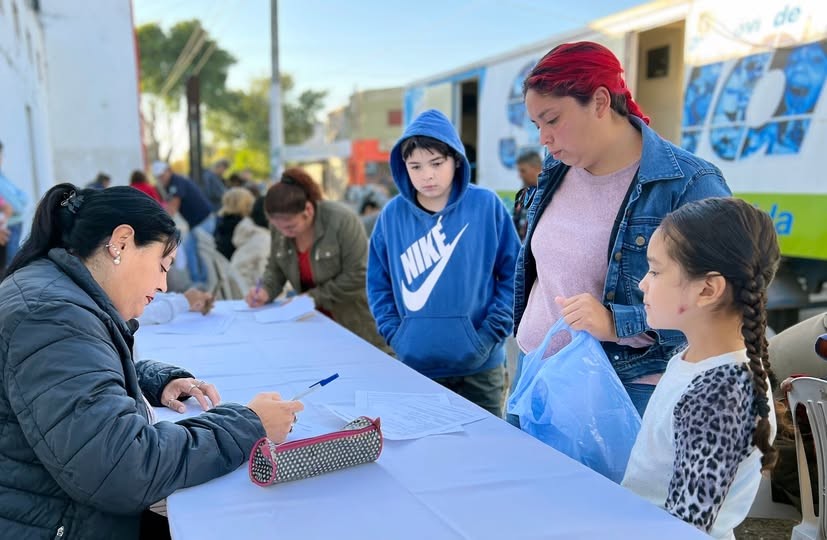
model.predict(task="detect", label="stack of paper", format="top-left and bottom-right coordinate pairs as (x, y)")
top-left (254, 296), bottom-right (316, 323)
top-left (328, 391), bottom-right (489, 440)
top-left (154, 312), bottom-right (234, 335)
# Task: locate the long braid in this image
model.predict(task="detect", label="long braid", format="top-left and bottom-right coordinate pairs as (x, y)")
top-left (739, 271), bottom-right (778, 471)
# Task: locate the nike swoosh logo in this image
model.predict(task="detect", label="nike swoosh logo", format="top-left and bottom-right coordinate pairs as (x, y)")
top-left (400, 224), bottom-right (468, 312)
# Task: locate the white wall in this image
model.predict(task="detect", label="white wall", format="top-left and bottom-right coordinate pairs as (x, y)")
top-left (40, 0), bottom-right (143, 186)
top-left (0, 0), bottom-right (55, 208)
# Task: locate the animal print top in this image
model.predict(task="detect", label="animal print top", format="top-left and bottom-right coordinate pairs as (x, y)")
top-left (665, 363), bottom-right (756, 532)
top-left (622, 350), bottom-right (770, 539)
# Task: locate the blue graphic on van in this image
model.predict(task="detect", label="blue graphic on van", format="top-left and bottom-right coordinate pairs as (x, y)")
top-left (681, 39), bottom-right (827, 160)
top-left (683, 62), bottom-right (723, 128)
top-left (752, 203), bottom-right (794, 236)
top-left (500, 60), bottom-right (541, 169)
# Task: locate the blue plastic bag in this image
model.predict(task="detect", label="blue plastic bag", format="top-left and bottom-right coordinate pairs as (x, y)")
top-left (507, 319), bottom-right (641, 483)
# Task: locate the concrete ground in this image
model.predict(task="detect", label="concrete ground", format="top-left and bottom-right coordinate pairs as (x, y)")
top-left (735, 518), bottom-right (796, 539)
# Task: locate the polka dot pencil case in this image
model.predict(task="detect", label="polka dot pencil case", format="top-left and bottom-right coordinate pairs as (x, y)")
top-left (249, 416), bottom-right (383, 486)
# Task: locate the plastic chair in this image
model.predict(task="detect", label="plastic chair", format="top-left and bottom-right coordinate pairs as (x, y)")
top-left (789, 377), bottom-right (827, 540)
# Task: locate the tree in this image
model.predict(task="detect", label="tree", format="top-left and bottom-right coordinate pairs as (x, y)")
top-left (282, 74), bottom-right (327, 144)
top-left (136, 20), bottom-right (236, 161)
top-left (205, 75), bottom-right (327, 177)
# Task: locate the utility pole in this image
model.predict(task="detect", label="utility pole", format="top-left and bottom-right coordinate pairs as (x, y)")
top-left (186, 75), bottom-right (203, 187)
top-left (269, 0), bottom-right (285, 180)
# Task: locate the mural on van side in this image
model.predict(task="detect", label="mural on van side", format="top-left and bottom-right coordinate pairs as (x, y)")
top-left (681, 39), bottom-right (827, 160)
top-left (498, 60), bottom-right (541, 169)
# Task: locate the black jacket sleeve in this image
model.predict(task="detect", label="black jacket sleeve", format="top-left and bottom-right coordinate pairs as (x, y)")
top-left (5, 303), bottom-right (265, 515)
top-left (136, 359), bottom-right (193, 406)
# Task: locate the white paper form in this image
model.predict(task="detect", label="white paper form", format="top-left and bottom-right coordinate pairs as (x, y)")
top-left (254, 296), bottom-right (316, 323)
top-left (229, 301), bottom-right (279, 312)
top-left (329, 392), bottom-right (489, 440)
top-left (355, 391), bottom-right (461, 437)
top-left (153, 312), bottom-right (234, 335)
top-left (355, 391), bottom-right (450, 408)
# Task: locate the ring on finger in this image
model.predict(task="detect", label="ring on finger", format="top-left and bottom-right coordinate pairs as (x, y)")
top-left (188, 383), bottom-right (199, 392)
top-left (195, 380), bottom-right (205, 388)
top-left (167, 399), bottom-right (174, 408)
top-left (292, 413), bottom-right (298, 425)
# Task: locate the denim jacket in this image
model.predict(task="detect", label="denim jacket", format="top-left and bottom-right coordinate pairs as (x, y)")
top-left (513, 116), bottom-right (731, 383)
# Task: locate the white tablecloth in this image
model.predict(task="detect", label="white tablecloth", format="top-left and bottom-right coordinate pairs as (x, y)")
top-left (136, 301), bottom-right (708, 540)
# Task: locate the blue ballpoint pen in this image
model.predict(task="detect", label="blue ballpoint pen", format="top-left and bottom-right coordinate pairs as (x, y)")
top-left (291, 373), bottom-right (339, 401)
top-left (252, 277), bottom-right (263, 306)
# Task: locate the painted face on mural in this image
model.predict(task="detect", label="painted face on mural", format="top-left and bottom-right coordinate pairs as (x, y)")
top-left (782, 41), bottom-right (827, 114)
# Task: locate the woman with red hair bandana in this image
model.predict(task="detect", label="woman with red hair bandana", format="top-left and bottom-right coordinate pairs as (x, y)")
top-left (509, 42), bottom-right (732, 423)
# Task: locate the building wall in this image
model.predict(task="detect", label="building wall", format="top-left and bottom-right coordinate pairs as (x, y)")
top-left (0, 0), bottom-right (141, 227)
top-left (40, 0), bottom-right (143, 186)
top-left (635, 22), bottom-right (686, 145)
top-left (0, 0), bottom-right (55, 208)
top-left (349, 87), bottom-right (403, 151)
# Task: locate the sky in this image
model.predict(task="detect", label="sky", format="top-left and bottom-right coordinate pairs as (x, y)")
top-left (133, 0), bottom-right (648, 114)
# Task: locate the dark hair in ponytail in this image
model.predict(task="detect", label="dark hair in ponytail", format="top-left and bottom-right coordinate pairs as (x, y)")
top-left (264, 167), bottom-right (323, 215)
top-left (659, 197), bottom-right (780, 471)
top-left (5, 183), bottom-right (180, 277)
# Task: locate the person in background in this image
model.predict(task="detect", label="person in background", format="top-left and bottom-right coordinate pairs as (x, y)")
top-left (138, 288), bottom-right (216, 325)
top-left (152, 161), bottom-right (215, 286)
top-left (0, 195), bottom-right (11, 272)
top-left (199, 158), bottom-right (229, 212)
top-left (245, 168), bottom-right (387, 350)
top-left (225, 172), bottom-right (260, 197)
top-left (513, 151), bottom-right (542, 241)
top-left (768, 313), bottom-right (827, 512)
top-left (770, 312), bottom-right (827, 383)
top-left (214, 187), bottom-right (255, 260)
top-left (359, 195), bottom-right (382, 237)
top-left (510, 42), bottom-right (731, 424)
top-left (0, 183), bottom-right (302, 539)
top-left (622, 198), bottom-right (779, 539)
top-left (227, 172), bottom-right (246, 188)
top-left (231, 196), bottom-right (271, 290)
top-left (86, 172), bottom-right (112, 190)
top-left (0, 139), bottom-right (31, 262)
top-left (367, 109), bottom-right (520, 417)
top-left (130, 169), bottom-right (164, 204)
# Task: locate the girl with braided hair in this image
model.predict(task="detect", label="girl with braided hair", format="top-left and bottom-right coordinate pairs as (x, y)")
top-left (622, 197), bottom-right (779, 539)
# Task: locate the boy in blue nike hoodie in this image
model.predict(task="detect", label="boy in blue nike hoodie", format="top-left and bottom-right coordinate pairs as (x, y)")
top-left (367, 109), bottom-right (520, 417)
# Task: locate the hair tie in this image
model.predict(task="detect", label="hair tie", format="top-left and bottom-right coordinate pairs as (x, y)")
top-left (60, 190), bottom-right (84, 215)
top-left (281, 176), bottom-right (297, 185)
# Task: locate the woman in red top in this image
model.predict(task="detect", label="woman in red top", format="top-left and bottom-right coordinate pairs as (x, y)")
top-left (244, 167), bottom-right (386, 350)
top-left (130, 170), bottom-right (164, 204)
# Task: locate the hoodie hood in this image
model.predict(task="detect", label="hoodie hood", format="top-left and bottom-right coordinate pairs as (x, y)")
top-left (390, 109), bottom-right (471, 208)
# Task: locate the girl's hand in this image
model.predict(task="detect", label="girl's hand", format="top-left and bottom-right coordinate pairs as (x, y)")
top-left (555, 293), bottom-right (618, 342)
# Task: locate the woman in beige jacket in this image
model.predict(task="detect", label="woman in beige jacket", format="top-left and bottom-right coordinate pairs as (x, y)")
top-left (244, 168), bottom-right (386, 351)
top-left (230, 197), bottom-right (271, 290)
